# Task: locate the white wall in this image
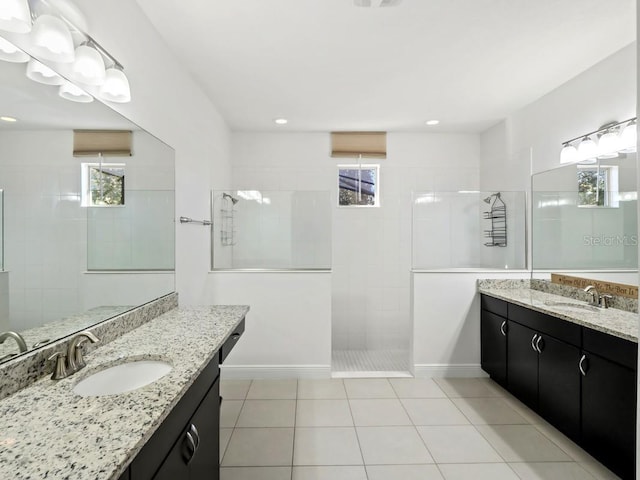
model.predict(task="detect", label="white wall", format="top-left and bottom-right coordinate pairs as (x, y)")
top-left (481, 43), bottom-right (636, 191)
top-left (208, 272), bottom-right (332, 378)
top-left (0, 273), bottom-right (8, 331)
top-left (76, 0), bottom-right (233, 305)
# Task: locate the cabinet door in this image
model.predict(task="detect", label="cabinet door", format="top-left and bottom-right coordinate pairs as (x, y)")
top-left (189, 378), bottom-right (221, 480)
top-left (507, 321), bottom-right (538, 409)
top-left (481, 310), bottom-right (507, 387)
top-left (537, 335), bottom-right (580, 441)
top-left (152, 427), bottom-right (191, 480)
top-left (582, 352), bottom-right (637, 480)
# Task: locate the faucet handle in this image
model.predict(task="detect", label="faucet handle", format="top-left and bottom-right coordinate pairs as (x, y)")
top-left (48, 352), bottom-right (68, 380)
top-left (600, 294), bottom-right (613, 309)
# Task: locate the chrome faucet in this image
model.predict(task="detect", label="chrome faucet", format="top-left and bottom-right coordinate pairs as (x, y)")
top-left (49, 330), bottom-right (100, 380)
top-left (584, 286), bottom-right (600, 306)
top-left (0, 331), bottom-right (28, 353)
top-left (67, 330), bottom-right (100, 373)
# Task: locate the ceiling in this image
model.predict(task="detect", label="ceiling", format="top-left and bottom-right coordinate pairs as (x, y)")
top-left (136, 0), bottom-right (635, 133)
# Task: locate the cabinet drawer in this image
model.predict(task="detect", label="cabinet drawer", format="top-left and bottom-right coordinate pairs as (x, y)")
top-left (508, 303), bottom-right (581, 347)
top-left (481, 295), bottom-right (508, 318)
top-left (583, 327), bottom-right (638, 370)
top-left (220, 318), bottom-right (245, 364)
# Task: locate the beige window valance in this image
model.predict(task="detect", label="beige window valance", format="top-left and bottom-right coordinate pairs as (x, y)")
top-left (73, 130), bottom-right (132, 157)
top-left (331, 132), bottom-right (386, 159)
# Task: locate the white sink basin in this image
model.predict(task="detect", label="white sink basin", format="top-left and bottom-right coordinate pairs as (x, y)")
top-left (73, 360), bottom-right (172, 397)
top-left (543, 301), bottom-right (600, 313)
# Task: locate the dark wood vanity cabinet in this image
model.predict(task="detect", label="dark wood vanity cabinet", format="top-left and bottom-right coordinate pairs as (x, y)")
top-left (480, 294), bottom-right (637, 479)
top-left (581, 328), bottom-right (637, 480)
top-left (480, 296), bottom-right (508, 387)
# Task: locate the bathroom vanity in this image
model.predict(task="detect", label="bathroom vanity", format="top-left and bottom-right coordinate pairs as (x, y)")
top-left (479, 284), bottom-right (637, 479)
top-left (0, 304), bottom-right (247, 480)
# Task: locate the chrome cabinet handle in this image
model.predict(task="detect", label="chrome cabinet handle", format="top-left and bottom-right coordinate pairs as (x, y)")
top-left (531, 334), bottom-right (538, 352)
top-left (500, 321), bottom-right (507, 337)
top-left (579, 354), bottom-right (588, 376)
top-left (535, 335), bottom-right (544, 353)
top-left (190, 424), bottom-right (200, 450)
top-left (231, 333), bottom-right (241, 340)
top-left (185, 431), bottom-right (196, 463)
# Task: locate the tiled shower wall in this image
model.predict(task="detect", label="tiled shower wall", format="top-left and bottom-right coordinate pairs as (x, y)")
top-left (230, 132), bottom-right (481, 355)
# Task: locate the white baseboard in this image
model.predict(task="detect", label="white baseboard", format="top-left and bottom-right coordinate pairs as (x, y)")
top-left (413, 364), bottom-right (487, 378)
top-left (221, 364), bottom-right (332, 380)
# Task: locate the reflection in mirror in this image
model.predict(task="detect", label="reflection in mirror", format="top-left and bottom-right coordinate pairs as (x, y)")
top-left (0, 55), bottom-right (175, 363)
top-left (532, 154), bottom-right (638, 284)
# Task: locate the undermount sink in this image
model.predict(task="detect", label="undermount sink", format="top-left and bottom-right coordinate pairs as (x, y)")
top-left (543, 301), bottom-right (600, 313)
top-left (73, 360), bottom-right (172, 397)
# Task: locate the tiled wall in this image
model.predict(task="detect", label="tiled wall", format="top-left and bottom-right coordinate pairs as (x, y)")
top-left (230, 132), bottom-right (481, 356)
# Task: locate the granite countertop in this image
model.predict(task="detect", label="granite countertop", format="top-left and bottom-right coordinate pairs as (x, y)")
top-left (0, 305), bottom-right (249, 480)
top-left (479, 284), bottom-right (638, 342)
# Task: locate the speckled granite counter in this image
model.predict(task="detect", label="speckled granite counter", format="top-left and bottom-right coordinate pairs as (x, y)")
top-left (478, 280), bottom-right (637, 342)
top-left (0, 305), bottom-right (249, 480)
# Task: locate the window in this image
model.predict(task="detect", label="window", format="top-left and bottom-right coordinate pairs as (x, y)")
top-left (81, 162), bottom-right (125, 207)
top-left (338, 164), bottom-right (379, 207)
top-left (577, 165), bottom-right (619, 208)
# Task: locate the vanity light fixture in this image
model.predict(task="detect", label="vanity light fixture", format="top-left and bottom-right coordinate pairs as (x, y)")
top-left (0, 0), bottom-right (32, 34)
top-left (29, 14), bottom-right (75, 63)
top-left (0, 35), bottom-right (28, 62)
top-left (425, 119), bottom-right (440, 126)
top-left (274, 118), bottom-right (288, 125)
top-left (560, 117), bottom-right (637, 164)
top-left (26, 58), bottom-right (64, 85)
top-left (59, 80), bottom-right (93, 103)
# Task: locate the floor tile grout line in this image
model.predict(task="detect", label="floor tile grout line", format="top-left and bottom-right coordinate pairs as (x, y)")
top-left (344, 382), bottom-right (369, 478)
top-left (220, 379), bottom-right (252, 465)
top-left (290, 379), bottom-right (298, 480)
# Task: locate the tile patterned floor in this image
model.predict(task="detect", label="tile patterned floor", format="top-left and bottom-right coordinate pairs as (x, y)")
top-left (219, 377), bottom-right (621, 480)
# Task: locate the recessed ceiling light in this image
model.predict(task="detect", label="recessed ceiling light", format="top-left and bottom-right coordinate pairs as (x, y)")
top-left (425, 120), bottom-right (440, 126)
top-left (274, 118), bottom-right (288, 125)
top-left (0, 116), bottom-right (17, 122)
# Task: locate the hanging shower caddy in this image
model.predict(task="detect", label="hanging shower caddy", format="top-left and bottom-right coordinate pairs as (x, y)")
top-left (483, 192), bottom-right (507, 247)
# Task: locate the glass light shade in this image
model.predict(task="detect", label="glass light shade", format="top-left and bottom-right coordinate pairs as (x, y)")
top-left (26, 58), bottom-right (64, 85)
top-left (620, 122), bottom-right (637, 153)
top-left (577, 136), bottom-right (598, 161)
top-left (72, 45), bottom-right (105, 85)
top-left (0, 36), bottom-right (28, 62)
top-left (0, 0), bottom-right (31, 33)
top-left (560, 144), bottom-right (578, 164)
top-left (59, 81), bottom-right (93, 103)
top-left (597, 130), bottom-right (620, 159)
top-left (30, 15), bottom-right (75, 63)
top-left (98, 67), bottom-right (131, 103)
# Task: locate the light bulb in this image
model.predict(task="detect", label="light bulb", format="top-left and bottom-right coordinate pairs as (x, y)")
top-left (59, 81), bottom-right (93, 103)
top-left (0, 35), bottom-right (28, 62)
top-left (620, 121), bottom-right (637, 153)
top-left (26, 58), bottom-right (64, 85)
top-left (577, 136), bottom-right (598, 162)
top-left (30, 15), bottom-right (75, 63)
top-left (72, 44), bottom-right (106, 85)
top-left (560, 144), bottom-right (578, 164)
top-left (98, 67), bottom-right (131, 103)
top-left (0, 0), bottom-right (31, 33)
top-left (597, 130), bottom-right (620, 159)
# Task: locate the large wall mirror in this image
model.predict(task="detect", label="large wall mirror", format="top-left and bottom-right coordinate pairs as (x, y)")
top-left (531, 153), bottom-right (638, 284)
top-left (0, 50), bottom-right (175, 363)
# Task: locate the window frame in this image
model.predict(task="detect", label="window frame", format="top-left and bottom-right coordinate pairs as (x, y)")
top-left (336, 163), bottom-right (380, 208)
top-left (81, 162), bottom-right (126, 207)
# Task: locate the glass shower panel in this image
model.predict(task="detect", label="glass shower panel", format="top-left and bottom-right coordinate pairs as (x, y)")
top-left (0, 189), bottom-right (3, 271)
top-left (211, 190), bottom-right (332, 269)
top-left (87, 190), bottom-right (175, 270)
top-left (412, 191), bottom-right (526, 269)
top-left (532, 191), bottom-right (638, 270)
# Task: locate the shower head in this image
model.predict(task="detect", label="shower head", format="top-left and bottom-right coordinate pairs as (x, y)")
top-left (223, 192), bottom-right (239, 205)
